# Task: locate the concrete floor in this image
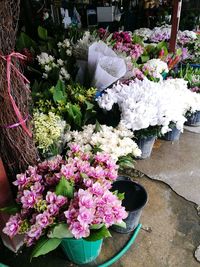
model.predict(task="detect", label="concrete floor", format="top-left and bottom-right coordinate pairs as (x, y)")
top-left (0, 130), bottom-right (200, 267)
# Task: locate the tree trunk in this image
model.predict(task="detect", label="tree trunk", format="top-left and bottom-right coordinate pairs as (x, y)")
top-left (0, 0), bottom-right (38, 182)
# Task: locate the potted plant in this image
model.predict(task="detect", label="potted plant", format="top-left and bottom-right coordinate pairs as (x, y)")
top-left (2, 145), bottom-right (127, 264)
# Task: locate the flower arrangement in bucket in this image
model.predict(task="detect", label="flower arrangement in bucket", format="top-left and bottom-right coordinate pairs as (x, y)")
top-left (2, 145), bottom-right (127, 264)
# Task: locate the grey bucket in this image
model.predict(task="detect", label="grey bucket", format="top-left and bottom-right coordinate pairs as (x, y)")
top-left (163, 126), bottom-right (181, 141)
top-left (185, 111), bottom-right (200, 127)
top-left (136, 135), bottom-right (156, 159)
top-left (111, 176), bottom-right (147, 233)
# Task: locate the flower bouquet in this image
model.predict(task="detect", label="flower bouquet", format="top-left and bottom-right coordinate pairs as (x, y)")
top-left (2, 145), bottom-right (127, 263)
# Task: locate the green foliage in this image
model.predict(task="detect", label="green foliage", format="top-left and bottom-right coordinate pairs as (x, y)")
top-left (16, 32), bottom-right (37, 51)
top-left (0, 204), bottom-right (20, 214)
top-left (117, 155), bottom-right (135, 169)
top-left (55, 176), bottom-right (74, 199)
top-left (38, 26), bottom-right (48, 40)
top-left (31, 237), bottom-right (61, 259)
top-left (84, 225), bottom-right (111, 241)
top-left (48, 224), bottom-right (73, 239)
top-left (134, 125), bottom-right (162, 139)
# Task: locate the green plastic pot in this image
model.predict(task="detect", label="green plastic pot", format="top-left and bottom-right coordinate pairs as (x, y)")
top-left (61, 238), bottom-right (103, 264)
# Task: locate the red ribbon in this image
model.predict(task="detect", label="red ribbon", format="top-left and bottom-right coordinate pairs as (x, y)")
top-left (0, 52), bottom-right (32, 137)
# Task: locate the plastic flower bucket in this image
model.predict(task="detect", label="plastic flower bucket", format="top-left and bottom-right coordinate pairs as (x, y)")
top-left (163, 126), bottom-right (181, 141)
top-left (61, 238), bottom-right (103, 264)
top-left (136, 135), bottom-right (156, 159)
top-left (111, 176), bottom-right (147, 234)
top-left (185, 111), bottom-right (200, 127)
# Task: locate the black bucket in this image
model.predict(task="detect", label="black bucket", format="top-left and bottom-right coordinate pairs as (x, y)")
top-left (111, 176), bottom-right (147, 233)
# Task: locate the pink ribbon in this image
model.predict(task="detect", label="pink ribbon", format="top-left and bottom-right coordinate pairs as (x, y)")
top-left (0, 52), bottom-right (32, 137)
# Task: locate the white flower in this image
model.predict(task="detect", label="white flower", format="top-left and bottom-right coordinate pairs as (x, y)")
top-left (59, 67), bottom-right (70, 81)
top-left (57, 59), bottom-right (64, 66)
top-left (64, 124), bottom-right (141, 161)
top-left (143, 59), bottom-right (169, 80)
top-left (97, 78), bottom-right (199, 134)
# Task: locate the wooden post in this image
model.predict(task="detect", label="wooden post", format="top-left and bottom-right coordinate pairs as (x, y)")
top-left (169, 0), bottom-right (182, 52)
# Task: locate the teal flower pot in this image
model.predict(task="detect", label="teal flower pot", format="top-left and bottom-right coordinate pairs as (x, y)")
top-left (61, 238), bottom-right (103, 264)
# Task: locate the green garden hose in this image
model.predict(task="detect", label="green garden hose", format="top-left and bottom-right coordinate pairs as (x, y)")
top-left (98, 223), bottom-right (142, 267)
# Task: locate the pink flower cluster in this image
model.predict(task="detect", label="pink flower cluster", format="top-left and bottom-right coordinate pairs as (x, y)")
top-left (3, 144), bottom-right (126, 244)
top-left (114, 42), bottom-right (144, 61)
top-left (65, 184), bottom-right (127, 239)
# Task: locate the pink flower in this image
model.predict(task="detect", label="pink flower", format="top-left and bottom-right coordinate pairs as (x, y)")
top-left (90, 182), bottom-right (104, 196)
top-left (69, 143), bottom-right (80, 153)
top-left (31, 182), bottom-right (44, 195)
top-left (46, 191), bottom-right (57, 204)
top-left (47, 204), bottom-right (59, 216)
top-left (36, 212), bottom-right (53, 228)
top-left (78, 189), bottom-right (94, 209)
top-left (69, 221), bottom-right (90, 239)
top-left (27, 224), bottom-right (42, 240)
top-left (21, 190), bottom-right (38, 208)
top-left (64, 208), bottom-right (78, 224)
top-left (13, 174), bottom-right (27, 187)
top-left (3, 214), bottom-right (21, 238)
top-left (77, 207), bottom-right (94, 225)
top-left (56, 195), bottom-right (67, 207)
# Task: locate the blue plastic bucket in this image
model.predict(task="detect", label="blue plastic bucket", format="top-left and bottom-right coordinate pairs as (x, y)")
top-left (61, 238), bottom-right (103, 264)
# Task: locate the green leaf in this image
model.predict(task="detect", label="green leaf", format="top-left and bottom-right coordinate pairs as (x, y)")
top-left (53, 80), bottom-right (67, 103)
top-left (38, 26), bottom-right (48, 40)
top-left (90, 223), bottom-right (104, 230)
top-left (84, 225), bottom-right (111, 241)
top-left (141, 55), bottom-right (150, 63)
top-left (55, 176), bottom-right (74, 198)
top-left (85, 100), bottom-right (94, 111)
top-left (67, 104), bottom-right (82, 127)
top-left (94, 120), bottom-right (102, 133)
top-left (31, 237), bottom-right (61, 259)
top-left (16, 32), bottom-right (36, 51)
top-left (113, 221), bottom-right (126, 229)
top-left (80, 173), bottom-right (89, 179)
top-left (48, 223), bottom-right (73, 239)
top-left (117, 192), bottom-right (125, 201)
top-left (0, 204), bottom-right (19, 214)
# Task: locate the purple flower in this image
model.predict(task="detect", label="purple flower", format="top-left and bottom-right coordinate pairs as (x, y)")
top-left (36, 212), bottom-right (53, 227)
top-left (47, 204), bottom-right (59, 216)
top-left (21, 190), bottom-right (38, 208)
top-left (46, 191), bottom-right (57, 204)
top-left (56, 195), bottom-right (67, 207)
top-left (31, 182), bottom-right (44, 195)
top-left (3, 214), bottom-right (21, 238)
top-left (13, 174), bottom-right (27, 188)
top-left (27, 224), bottom-right (42, 240)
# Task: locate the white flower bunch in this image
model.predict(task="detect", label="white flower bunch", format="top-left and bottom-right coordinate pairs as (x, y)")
top-left (37, 52), bottom-right (58, 79)
top-left (59, 67), bottom-right (70, 81)
top-left (133, 28), bottom-right (152, 41)
top-left (149, 25), bottom-right (171, 42)
top-left (142, 59), bottom-right (169, 80)
top-left (64, 124), bottom-right (141, 161)
top-left (57, 39), bottom-right (72, 56)
top-left (73, 31), bottom-right (96, 60)
top-left (97, 78), bottom-right (193, 134)
top-left (33, 111), bottom-right (66, 153)
top-left (177, 30), bottom-right (197, 44)
top-left (164, 78), bottom-right (200, 114)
